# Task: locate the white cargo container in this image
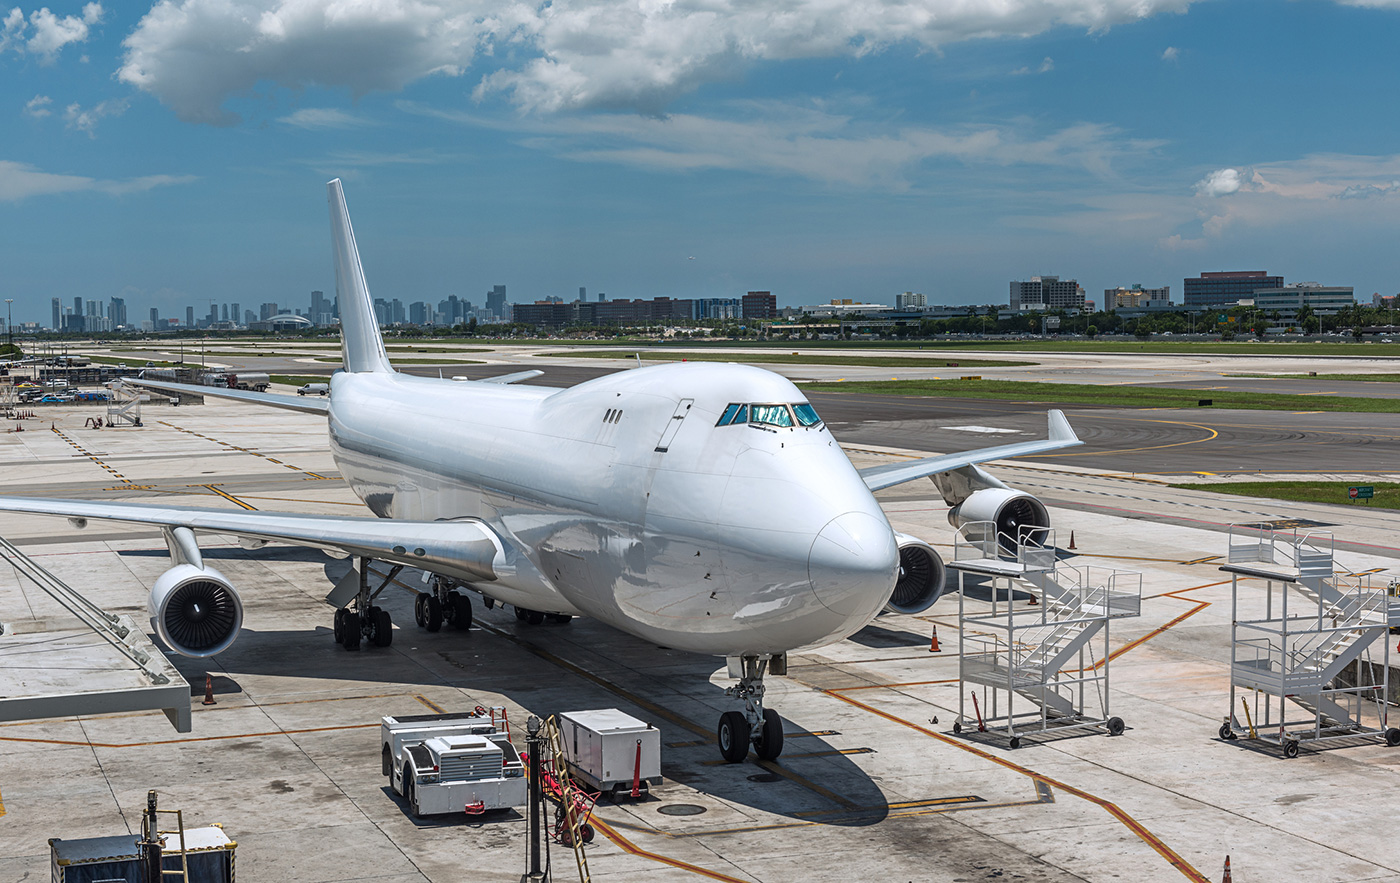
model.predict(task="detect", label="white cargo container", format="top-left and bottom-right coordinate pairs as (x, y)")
top-left (558, 708), bottom-right (662, 798)
top-left (381, 711), bottom-right (526, 817)
top-left (50, 826), bottom-right (235, 883)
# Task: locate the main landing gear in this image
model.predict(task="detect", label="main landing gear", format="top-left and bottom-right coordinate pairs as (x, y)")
top-left (414, 575), bottom-right (474, 633)
top-left (717, 655), bottom-right (784, 763)
top-left (333, 558), bottom-right (401, 651)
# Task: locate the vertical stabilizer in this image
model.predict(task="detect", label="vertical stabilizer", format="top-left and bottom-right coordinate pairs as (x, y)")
top-left (328, 179), bottom-right (393, 374)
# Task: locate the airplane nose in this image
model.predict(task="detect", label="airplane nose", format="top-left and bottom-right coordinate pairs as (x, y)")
top-left (808, 511), bottom-right (899, 618)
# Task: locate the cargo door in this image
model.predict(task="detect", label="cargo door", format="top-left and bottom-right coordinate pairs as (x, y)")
top-left (653, 398), bottom-right (694, 453)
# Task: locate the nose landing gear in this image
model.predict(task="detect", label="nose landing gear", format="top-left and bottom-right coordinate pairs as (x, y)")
top-left (718, 655), bottom-right (785, 763)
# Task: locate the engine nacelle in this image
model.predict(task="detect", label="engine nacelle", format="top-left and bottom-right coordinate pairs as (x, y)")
top-left (884, 533), bottom-right (947, 615)
top-left (947, 488), bottom-right (1050, 549)
top-left (149, 564), bottom-right (244, 658)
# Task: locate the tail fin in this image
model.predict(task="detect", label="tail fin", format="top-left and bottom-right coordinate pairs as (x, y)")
top-left (328, 179), bottom-right (392, 374)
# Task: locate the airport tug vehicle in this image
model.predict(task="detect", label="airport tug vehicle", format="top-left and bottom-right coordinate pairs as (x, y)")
top-left (381, 709), bottom-right (525, 817)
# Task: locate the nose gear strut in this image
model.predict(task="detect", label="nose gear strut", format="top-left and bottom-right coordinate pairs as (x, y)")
top-left (717, 655), bottom-right (784, 763)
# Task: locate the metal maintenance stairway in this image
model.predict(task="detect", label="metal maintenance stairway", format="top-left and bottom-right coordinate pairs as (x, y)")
top-left (1220, 525), bottom-right (1400, 757)
top-left (949, 522), bottom-right (1141, 748)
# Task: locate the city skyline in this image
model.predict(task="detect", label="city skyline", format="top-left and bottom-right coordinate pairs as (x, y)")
top-left (5, 2), bottom-right (1400, 325)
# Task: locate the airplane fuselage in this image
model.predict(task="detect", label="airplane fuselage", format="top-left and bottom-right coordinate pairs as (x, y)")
top-left (326, 361), bottom-right (899, 656)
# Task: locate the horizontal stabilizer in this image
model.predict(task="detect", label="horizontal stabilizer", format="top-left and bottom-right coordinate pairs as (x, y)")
top-left (126, 377), bottom-right (329, 415)
top-left (476, 370), bottom-right (544, 385)
top-left (858, 409), bottom-right (1081, 492)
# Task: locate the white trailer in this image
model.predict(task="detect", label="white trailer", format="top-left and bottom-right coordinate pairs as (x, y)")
top-left (381, 711), bottom-right (526, 817)
top-left (558, 708), bottom-right (662, 798)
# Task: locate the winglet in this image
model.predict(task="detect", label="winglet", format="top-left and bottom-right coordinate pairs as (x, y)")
top-left (1048, 408), bottom-right (1077, 443)
top-left (328, 179), bottom-right (393, 374)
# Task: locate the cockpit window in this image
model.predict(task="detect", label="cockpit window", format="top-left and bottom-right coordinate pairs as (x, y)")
top-left (793, 403), bottom-right (822, 427)
top-left (749, 404), bottom-right (794, 427)
top-left (717, 403), bottom-right (748, 426)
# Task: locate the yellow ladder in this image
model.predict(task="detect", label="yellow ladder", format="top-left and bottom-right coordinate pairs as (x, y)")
top-left (544, 716), bottom-right (592, 883)
top-left (141, 791), bottom-right (190, 883)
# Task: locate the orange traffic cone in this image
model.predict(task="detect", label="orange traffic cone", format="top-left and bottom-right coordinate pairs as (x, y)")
top-left (1221, 855), bottom-right (1232, 883)
top-left (202, 674), bottom-right (217, 706)
top-left (929, 625), bottom-right (941, 653)
top-left (1068, 531), bottom-right (1077, 550)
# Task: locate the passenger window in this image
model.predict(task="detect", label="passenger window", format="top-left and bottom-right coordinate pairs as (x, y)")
top-left (793, 403), bottom-right (821, 427)
top-left (750, 404), bottom-right (793, 427)
top-left (717, 403), bottom-right (741, 426)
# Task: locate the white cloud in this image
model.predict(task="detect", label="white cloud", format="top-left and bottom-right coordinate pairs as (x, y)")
top-left (63, 97), bottom-right (128, 136)
top-left (1161, 46), bottom-right (1179, 61)
top-left (0, 159), bottom-right (195, 201)
top-left (118, 0), bottom-right (1199, 123)
top-left (1, 3), bottom-right (102, 63)
top-left (279, 107), bottom-right (373, 129)
top-left (1011, 56), bottom-right (1055, 75)
top-left (403, 100), bottom-right (1159, 189)
top-left (24, 94), bottom-right (52, 117)
top-left (1195, 167), bottom-right (1242, 196)
top-left (1159, 233), bottom-right (1205, 250)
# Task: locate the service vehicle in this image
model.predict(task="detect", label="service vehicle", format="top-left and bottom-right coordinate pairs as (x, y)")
top-left (381, 710), bottom-right (525, 817)
top-left (297, 382), bottom-right (329, 396)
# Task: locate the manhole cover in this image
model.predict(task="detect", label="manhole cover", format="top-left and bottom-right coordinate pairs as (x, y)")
top-left (657, 804), bottom-right (707, 816)
top-left (746, 773), bottom-right (782, 783)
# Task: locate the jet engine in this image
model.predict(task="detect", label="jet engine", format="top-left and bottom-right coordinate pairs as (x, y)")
top-left (149, 564), bottom-right (244, 658)
top-left (947, 488), bottom-right (1049, 548)
top-left (884, 533), bottom-right (947, 615)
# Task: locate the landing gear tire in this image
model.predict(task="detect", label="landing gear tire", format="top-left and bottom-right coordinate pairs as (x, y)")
top-left (514, 605), bottom-right (527, 621)
top-left (1283, 739), bottom-right (1300, 759)
top-left (526, 610), bottom-right (545, 625)
top-left (425, 596), bottom-right (443, 632)
top-left (451, 593), bottom-right (473, 629)
top-left (414, 594), bottom-right (427, 628)
top-left (333, 607), bottom-right (346, 644)
top-left (1106, 716), bottom-right (1125, 737)
top-left (1219, 723), bottom-right (1236, 741)
top-left (546, 613), bottom-right (573, 624)
top-left (755, 709), bottom-right (784, 761)
top-left (341, 611), bottom-right (361, 651)
top-left (372, 608), bottom-right (393, 647)
top-left (1387, 727), bottom-right (1400, 747)
top-left (717, 711), bottom-right (750, 763)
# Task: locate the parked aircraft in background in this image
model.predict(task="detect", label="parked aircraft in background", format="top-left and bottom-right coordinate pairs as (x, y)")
top-left (0, 181), bottom-right (1080, 762)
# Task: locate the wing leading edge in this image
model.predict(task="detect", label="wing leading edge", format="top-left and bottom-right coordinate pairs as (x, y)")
top-left (0, 496), bottom-right (504, 583)
top-left (127, 377), bottom-right (330, 415)
top-left (857, 409), bottom-right (1081, 492)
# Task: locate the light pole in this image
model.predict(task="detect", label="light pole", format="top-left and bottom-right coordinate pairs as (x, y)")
top-left (4, 298), bottom-right (12, 350)
top-left (522, 715), bottom-right (547, 883)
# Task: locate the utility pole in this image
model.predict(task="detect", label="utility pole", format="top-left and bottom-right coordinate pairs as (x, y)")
top-left (4, 299), bottom-right (12, 350)
top-left (521, 715), bottom-right (548, 882)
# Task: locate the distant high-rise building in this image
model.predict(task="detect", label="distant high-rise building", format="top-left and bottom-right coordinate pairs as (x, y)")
top-left (1010, 276), bottom-right (1084, 310)
top-left (51, 298), bottom-right (60, 331)
top-left (1184, 271), bottom-right (1283, 308)
top-left (186, 306), bottom-right (195, 328)
top-left (895, 291), bottom-right (926, 310)
top-left (1105, 285), bottom-right (1170, 308)
top-left (579, 287), bottom-right (587, 301)
top-left (310, 290), bottom-right (334, 326)
top-left (486, 285), bottom-right (507, 318)
top-left (72, 296), bottom-right (81, 319)
top-left (741, 291), bottom-right (777, 320)
top-left (390, 299), bottom-right (405, 325)
top-left (597, 292), bottom-right (606, 302)
top-left (260, 302), bottom-right (278, 321)
top-left (109, 297), bottom-right (126, 328)
top-left (1255, 283), bottom-right (1354, 321)
top-left (150, 307), bottom-right (159, 324)
top-left (244, 310), bottom-right (256, 326)
top-left (409, 301), bottom-right (430, 325)
top-left (230, 303), bottom-right (240, 326)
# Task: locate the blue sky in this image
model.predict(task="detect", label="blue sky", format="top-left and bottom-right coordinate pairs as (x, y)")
top-left (4, 0), bottom-right (1400, 324)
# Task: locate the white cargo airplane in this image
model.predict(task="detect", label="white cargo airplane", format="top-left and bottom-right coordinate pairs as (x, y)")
top-left (0, 181), bottom-right (1081, 762)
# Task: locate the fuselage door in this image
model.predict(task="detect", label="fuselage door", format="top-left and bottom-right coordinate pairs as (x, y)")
top-left (654, 398), bottom-right (694, 453)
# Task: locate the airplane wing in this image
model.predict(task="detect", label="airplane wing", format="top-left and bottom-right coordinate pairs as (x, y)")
top-left (126, 377), bottom-right (330, 415)
top-left (857, 409), bottom-right (1081, 492)
top-left (0, 496), bottom-right (504, 582)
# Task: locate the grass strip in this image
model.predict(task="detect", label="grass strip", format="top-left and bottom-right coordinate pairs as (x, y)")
top-left (1172, 480), bottom-right (1400, 510)
top-left (270, 375), bottom-right (329, 387)
top-left (544, 351), bottom-right (1035, 368)
top-left (1232, 373), bottom-right (1400, 382)
top-left (802, 378), bottom-right (1400, 412)
top-left (313, 356), bottom-right (484, 364)
top-left (385, 346), bottom-right (492, 353)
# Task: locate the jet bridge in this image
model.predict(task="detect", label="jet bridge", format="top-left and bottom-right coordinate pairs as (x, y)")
top-left (948, 522), bottom-right (1141, 748)
top-left (0, 534), bottom-right (191, 732)
top-left (1219, 524), bottom-right (1400, 757)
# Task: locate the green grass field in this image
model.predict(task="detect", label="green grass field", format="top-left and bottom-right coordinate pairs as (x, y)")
top-left (1172, 480), bottom-right (1400, 510)
top-left (270, 375), bottom-right (329, 387)
top-left (1232, 373), bottom-right (1400, 382)
top-left (545, 350), bottom-right (1035, 368)
top-left (802, 378), bottom-right (1400, 412)
top-left (313, 356), bottom-right (484, 364)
